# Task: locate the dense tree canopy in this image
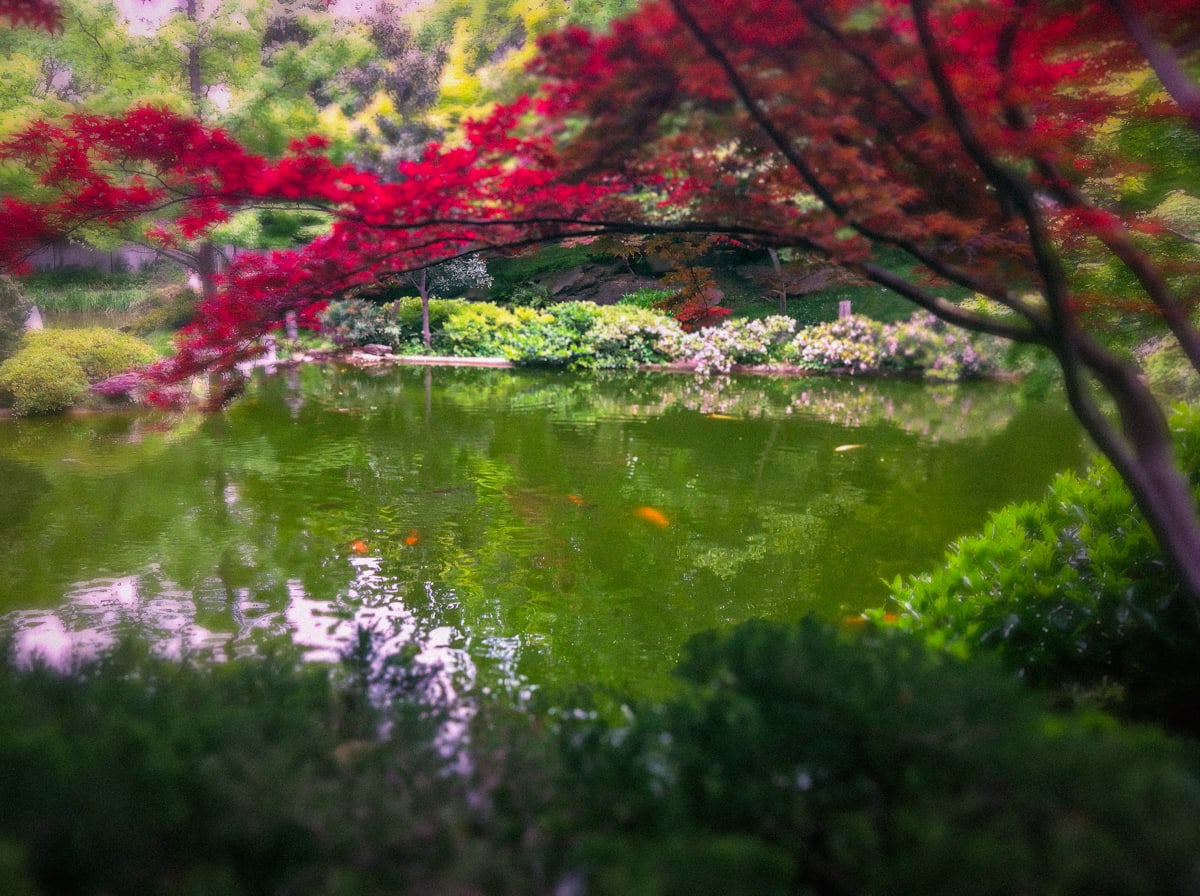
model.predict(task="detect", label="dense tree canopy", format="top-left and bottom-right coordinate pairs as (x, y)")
top-left (3, 0), bottom-right (1200, 599)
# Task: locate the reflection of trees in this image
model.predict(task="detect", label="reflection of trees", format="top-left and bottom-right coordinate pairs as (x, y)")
top-left (0, 367), bottom-right (1083, 695)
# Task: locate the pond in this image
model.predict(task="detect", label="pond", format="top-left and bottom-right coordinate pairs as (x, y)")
top-left (0, 364), bottom-right (1086, 697)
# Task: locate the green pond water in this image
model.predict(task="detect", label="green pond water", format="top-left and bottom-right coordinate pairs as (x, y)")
top-left (0, 364), bottom-right (1086, 697)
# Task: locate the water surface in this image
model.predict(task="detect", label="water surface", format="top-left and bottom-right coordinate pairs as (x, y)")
top-left (0, 365), bottom-right (1085, 696)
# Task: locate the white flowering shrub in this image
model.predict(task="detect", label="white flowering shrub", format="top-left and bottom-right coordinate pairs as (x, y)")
top-left (589, 306), bottom-right (683, 368)
top-left (789, 315), bottom-right (884, 374)
top-left (657, 315), bottom-right (799, 375)
top-left (880, 311), bottom-right (1002, 381)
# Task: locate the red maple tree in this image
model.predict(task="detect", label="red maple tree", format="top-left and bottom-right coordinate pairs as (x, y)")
top-left (528, 0), bottom-right (1200, 602)
top-left (4, 0), bottom-right (1200, 600)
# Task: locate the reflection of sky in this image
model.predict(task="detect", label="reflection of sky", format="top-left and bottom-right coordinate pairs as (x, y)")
top-left (4, 554), bottom-right (478, 716)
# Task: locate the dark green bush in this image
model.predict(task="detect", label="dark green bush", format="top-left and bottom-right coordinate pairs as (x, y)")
top-left (553, 618), bottom-right (1200, 896)
top-left (0, 346), bottom-right (89, 415)
top-left (0, 638), bottom-right (555, 896)
top-left (5, 623), bottom-right (1200, 896)
top-left (889, 405), bottom-right (1200, 732)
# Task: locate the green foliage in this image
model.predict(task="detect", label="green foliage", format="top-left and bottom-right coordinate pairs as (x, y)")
top-left (4, 621), bottom-right (1200, 895)
top-left (23, 328), bottom-right (158, 382)
top-left (889, 406), bottom-right (1200, 733)
top-left (503, 301), bottom-right (599, 368)
top-left (554, 617), bottom-right (1200, 896)
top-left (0, 329), bottom-right (157, 415)
top-left (587, 305), bottom-right (680, 368)
top-left (0, 346), bottom-right (88, 415)
top-left (0, 275), bottom-right (29, 363)
top-left (0, 638), bottom-right (516, 896)
top-left (879, 311), bottom-right (1004, 381)
top-left (657, 314), bottom-right (797, 374)
top-left (788, 314), bottom-right (884, 373)
top-left (442, 302), bottom-right (543, 357)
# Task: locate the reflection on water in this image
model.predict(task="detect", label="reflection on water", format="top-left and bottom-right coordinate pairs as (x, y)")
top-left (0, 365), bottom-right (1086, 695)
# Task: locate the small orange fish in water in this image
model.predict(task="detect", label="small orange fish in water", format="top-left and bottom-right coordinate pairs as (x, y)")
top-left (404, 529), bottom-right (420, 545)
top-left (834, 444), bottom-right (865, 452)
top-left (841, 614), bottom-right (867, 626)
top-left (634, 506), bottom-right (670, 527)
top-left (567, 494), bottom-right (588, 506)
top-left (350, 539), bottom-right (369, 554)
top-left (706, 413), bottom-right (738, 420)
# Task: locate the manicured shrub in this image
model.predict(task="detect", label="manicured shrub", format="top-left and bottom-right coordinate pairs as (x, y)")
top-left (555, 618), bottom-right (1200, 896)
top-left (880, 310), bottom-right (1003, 380)
top-left (888, 405), bottom-right (1200, 733)
top-left (24, 328), bottom-right (159, 382)
top-left (588, 305), bottom-right (681, 368)
top-left (787, 314), bottom-right (884, 372)
top-left (443, 303), bottom-right (547, 357)
top-left (0, 345), bottom-right (89, 415)
top-left (656, 315), bottom-right (797, 374)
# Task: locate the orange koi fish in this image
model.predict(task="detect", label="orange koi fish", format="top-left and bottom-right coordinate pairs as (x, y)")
top-left (350, 539), bottom-right (369, 554)
top-left (706, 413), bottom-right (739, 420)
top-left (834, 444), bottom-right (865, 452)
top-left (404, 529), bottom-right (421, 545)
top-left (634, 506), bottom-right (670, 527)
top-left (567, 494), bottom-right (589, 506)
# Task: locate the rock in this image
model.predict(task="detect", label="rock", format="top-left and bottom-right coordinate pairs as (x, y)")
top-left (360, 344), bottom-right (392, 356)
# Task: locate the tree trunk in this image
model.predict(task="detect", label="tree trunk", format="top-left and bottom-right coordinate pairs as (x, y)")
top-left (418, 269), bottom-right (432, 349)
top-left (768, 247), bottom-right (786, 313)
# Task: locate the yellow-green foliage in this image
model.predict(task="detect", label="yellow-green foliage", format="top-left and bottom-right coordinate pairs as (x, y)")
top-left (24, 328), bottom-right (158, 382)
top-left (0, 346), bottom-right (88, 416)
top-left (442, 303), bottom-right (548, 356)
top-left (0, 328), bottom-right (158, 415)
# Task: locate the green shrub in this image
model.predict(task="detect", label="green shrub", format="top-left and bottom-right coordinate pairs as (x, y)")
top-left (443, 303), bottom-right (545, 357)
top-left (588, 305), bottom-right (681, 368)
top-left (24, 328), bottom-right (158, 381)
top-left (788, 314), bottom-right (884, 372)
top-left (0, 638), bottom-right (510, 896)
top-left (0, 346), bottom-right (89, 415)
top-left (0, 275), bottom-right (30, 363)
top-left (888, 405), bottom-right (1200, 733)
top-left (658, 315), bottom-right (798, 374)
top-left (555, 618), bottom-right (1200, 896)
top-left (880, 311), bottom-right (1003, 380)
